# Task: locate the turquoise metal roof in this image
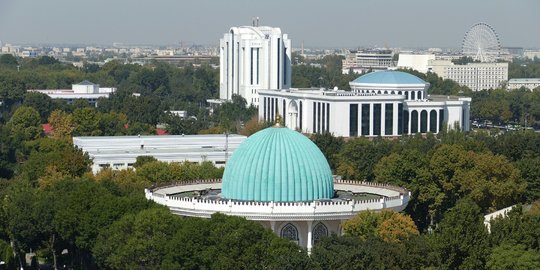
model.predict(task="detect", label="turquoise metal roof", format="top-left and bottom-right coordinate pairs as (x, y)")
top-left (352, 71), bottom-right (426, 85)
top-left (221, 127), bottom-right (333, 202)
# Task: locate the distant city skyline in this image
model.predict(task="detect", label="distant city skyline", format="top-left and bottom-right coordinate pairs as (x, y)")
top-left (1, 0), bottom-right (539, 48)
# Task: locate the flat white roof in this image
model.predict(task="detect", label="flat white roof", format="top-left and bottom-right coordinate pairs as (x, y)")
top-left (73, 134), bottom-right (247, 165)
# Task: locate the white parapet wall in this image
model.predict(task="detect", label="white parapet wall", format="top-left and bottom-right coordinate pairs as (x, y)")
top-left (145, 179), bottom-right (410, 221)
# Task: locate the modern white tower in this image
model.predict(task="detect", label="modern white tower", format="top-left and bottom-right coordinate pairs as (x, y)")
top-left (219, 22), bottom-right (291, 106)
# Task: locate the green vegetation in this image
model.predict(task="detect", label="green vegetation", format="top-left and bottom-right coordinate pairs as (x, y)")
top-left (0, 55), bottom-right (539, 269)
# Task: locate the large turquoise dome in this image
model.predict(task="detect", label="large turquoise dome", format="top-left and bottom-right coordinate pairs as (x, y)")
top-left (222, 127), bottom-right (333, 202)
top-left (352, 71), bottom-right (427, 85)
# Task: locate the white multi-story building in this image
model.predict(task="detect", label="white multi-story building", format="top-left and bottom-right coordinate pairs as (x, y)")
top-left (258, 71), bottom-right (471, 137)
top-left (342, 49), bottom-right (394, 74)
top-left (429, 60), bottom-right (508, 91)
top-left (28, 80), bottom-right (116, 107)
top-left (219, 23), bottom-right (291, 106)
top-left (507, 78), bottom-right (540, 90)
top-left (396, 54), bottom-right (436, 73)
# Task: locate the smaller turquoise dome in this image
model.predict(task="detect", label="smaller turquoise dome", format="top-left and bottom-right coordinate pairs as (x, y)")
top-left (222, 127), bottom-right (333, 202)
top-left (352, 71), bottom-right (427, 85)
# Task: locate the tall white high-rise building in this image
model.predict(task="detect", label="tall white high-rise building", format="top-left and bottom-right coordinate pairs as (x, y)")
top-left (219, 24), bottom-right (291, 106)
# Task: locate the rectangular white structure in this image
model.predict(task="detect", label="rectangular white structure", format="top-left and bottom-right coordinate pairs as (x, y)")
top-left (28, 80), bottom-right (116, 107)
top-left (73, 134), bottom-right (247, 174)
top-left (429, 60), bottom-right (508, 91)
top-left (258, 88), bottom-right (470, 138)
top-left (507, 78), bottom-right (540, 90)
top-left (219, 25), bottom-right (291, 106)
top-left (397, 54), bottom-right (436, 73)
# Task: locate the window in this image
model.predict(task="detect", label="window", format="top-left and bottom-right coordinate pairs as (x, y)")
top-left (385, 103), bottom-right (393, 135)
top-left (281, 223), bottom-right (299, 242)
top-left (373, 104), bottom-right (381, 136)
top-left (429, 110), bottom-right (437, 133)
top-left (350, 104), bottom-right (358, 137)
top-left (326, 103), bottom-right (330, 132)
top-left (283, 99), bottom-right (286, 125)
top-left (411, 110), bottom-right (418, 133)
top-left (313, 102), bottom-right (316, 132)
top-left (403, 110), bottom-right (409, 134)
top-left (317, 102), bottom-right (321, 133)
top-left (322, 102), bottom-right (326, 132)
top-left (312, 223), bottom-right (329, 245)
top-left (300, 101), bottom-right (303, 130)
top-left (439, 109), bottom-right (444, 132)
top-left (398, 104), bottom-right (403, 135)
top-left (277, 38), bottom-right (281, 87)
top-left (361, 104), bottom-right (370, 136)
top-left (263, 97), bottom-right (267, 121)
top-left (420, 110), bottom-right (428, 133)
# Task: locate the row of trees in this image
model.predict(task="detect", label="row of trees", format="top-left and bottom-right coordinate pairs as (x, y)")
top-left (312, 129), bottom-right (539, 230)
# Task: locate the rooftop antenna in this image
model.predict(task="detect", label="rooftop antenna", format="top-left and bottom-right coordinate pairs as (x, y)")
top-left (252, 17), bottom-right (256, 27)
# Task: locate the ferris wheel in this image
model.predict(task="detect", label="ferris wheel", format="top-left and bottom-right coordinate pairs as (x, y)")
top-left (462, 23), bottom-right (501, 62)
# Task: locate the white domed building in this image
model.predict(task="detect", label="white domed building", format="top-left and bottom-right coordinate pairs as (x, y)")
top-left (145, 120), bottom-right (410, 251)
top-left (258, 71), bottom-right (471, 137)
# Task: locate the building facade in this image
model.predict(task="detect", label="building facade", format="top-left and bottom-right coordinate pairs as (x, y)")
top-left (28, 80), bottom-right (116, 107)
top-left (342, 49), bottom-right (394, 74)
top-left (507, 78), bottom-right (540, 90)
top-left (73, 134), bottom-right (246, 174)
top-left (429, 60), bottom-right (508, 91)
top-left (219, 25), bottom-right (291, 106)
top-left (258, 71), bottom-right (471, 137)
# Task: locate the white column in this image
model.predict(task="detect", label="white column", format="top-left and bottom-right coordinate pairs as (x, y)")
top-left (426, 110), bottom-right (430, 133)
top-left (381, 103), bottom-right (386, 136)
top-left (369, 103), bottom-right (374, 136)
top-left (408, 110), bottom-right (412, 135)
top-left (436, 110), bottom-right (440, 133)
top-left (393, 102), bottom-right (399, 136)
top-left (306, 220), bottom-right (313, 254)
top-left (270, 221), bottom-right (277, 234)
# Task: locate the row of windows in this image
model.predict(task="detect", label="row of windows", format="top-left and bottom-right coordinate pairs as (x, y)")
top-left (280, 222), bottom-right (328, 245)
top-left (313, 102), bottom-right (330, 133)
top-left (353, 90), bottom-right (425, 100)
top-left (403, 109), bottom-right (444, 134)
top-left (350, 103), bottom-right (401, 137)
top-left (263, 97), bottom-right (278, 122)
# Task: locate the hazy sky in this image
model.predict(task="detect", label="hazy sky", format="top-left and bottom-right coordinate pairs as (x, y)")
top-left (0, 0), bottom-right (538, 48)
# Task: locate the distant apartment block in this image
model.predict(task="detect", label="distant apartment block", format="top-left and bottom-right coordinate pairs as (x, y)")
top-left (342, 49), bottom-right (394, 74)
top-left (28, 80), bottom-right (116, 107)
top-left (428, 60), bottom-right (508, 91)
top-left (507, 78), bottom-right (540, 90)
top-left (219, 23), bottom-right (291, 106)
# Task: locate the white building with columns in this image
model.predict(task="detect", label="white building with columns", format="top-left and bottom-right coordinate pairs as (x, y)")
top-left (258, 71), bottom-right (471, 137)
top-left (219, 24), bottom-right (291, 106)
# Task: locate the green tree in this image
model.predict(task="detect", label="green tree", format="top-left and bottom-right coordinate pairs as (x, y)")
top-left (311, 132), bottom-right (344, 171)
top-left (93, 207), bottom-right (180, 270)
top-left (486, 243), bottom-right (540, 270)
top-left (23, 92), bottom-right (54, 122)
top-left (7, 106), bottom-right (42, 141)
top-left (47, 110), bottom-right (75, 139)
top-left (0, 54), bottom-right (18, 66)
top-left (336, 137), bottom-right (395, 181)
top-left (72, 107), bottom-right (101, 136)
top-left (434, 199), bottom-right (489, 270)
top-left (343, 210), bottom-right (419, 243)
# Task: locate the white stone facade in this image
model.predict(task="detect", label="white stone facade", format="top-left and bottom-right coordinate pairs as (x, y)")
top-left (507, 78), bottom-right (540, 90)
top-left (258, 88), bottom-right (470, 137)
top-left (429, 60), bottom-right (508, 91)
top-left (219, 26), bottom-right (291, 106)
top-left (145, 179), bottom-right (410, 252)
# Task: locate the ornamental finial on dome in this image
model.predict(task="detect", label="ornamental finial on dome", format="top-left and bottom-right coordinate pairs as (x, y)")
top-left (274, 113), bottom-right (282, 127)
